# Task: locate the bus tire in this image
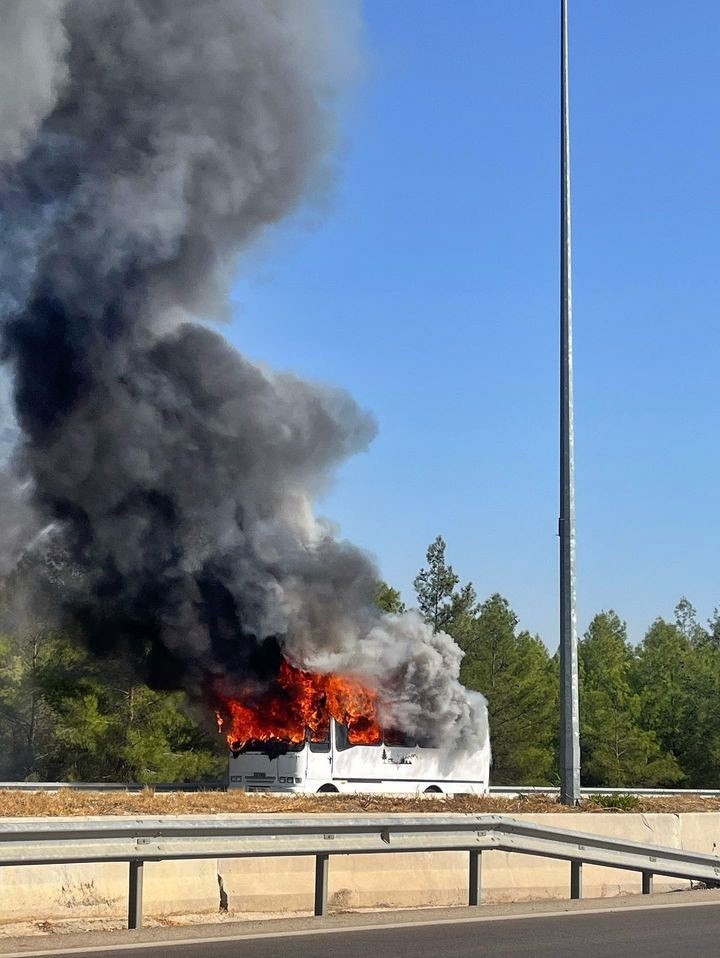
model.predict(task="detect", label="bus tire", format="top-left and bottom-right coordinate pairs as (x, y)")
top-left (317, 784), bottom-right (339, 793)
top-left (424, 785), bottom-right (442, 794)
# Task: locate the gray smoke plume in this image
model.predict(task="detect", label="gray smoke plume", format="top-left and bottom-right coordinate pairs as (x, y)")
top-left (0, 0), bottom-right (488, 751)
top-left (0, 0), bottom-right (69, 167)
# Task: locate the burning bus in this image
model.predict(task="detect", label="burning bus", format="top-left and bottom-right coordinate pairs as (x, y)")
top-left (218, 658), bottom-right (490, 794)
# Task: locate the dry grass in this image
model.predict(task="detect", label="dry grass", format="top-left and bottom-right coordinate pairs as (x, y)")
top-left (1, 789), bottom-right (720, 818)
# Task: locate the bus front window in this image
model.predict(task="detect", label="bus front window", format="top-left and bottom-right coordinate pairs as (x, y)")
top-left (232, 739), bottom-right (305, 758)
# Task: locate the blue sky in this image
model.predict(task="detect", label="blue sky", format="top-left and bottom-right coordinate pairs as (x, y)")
top-left (225, 2), bottom-right (716, 646)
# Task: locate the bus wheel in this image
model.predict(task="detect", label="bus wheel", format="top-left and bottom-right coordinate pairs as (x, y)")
top-left (317, 784), bottom-right (339, 793)
top-left (424, 785), bottom-right (442, 794)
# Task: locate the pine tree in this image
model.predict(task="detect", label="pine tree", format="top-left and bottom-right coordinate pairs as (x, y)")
top-left (374, 581), bottom-right (405, 614)
top-left (459, 594), bottom-right (556, 784)
top-left (580, 612), bottom-right (682, 787)
top-left (413, 535), bottom-right (461, 633)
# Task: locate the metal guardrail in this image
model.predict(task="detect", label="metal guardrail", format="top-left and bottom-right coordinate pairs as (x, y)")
top-left (488, 787), bottom-right (720, 798)
top-left (1, 813), bottom-right (719, 930)
top-left (2, 782), bottom-right (720, 797)
top-left (0, 781), bottom-right (226, 792)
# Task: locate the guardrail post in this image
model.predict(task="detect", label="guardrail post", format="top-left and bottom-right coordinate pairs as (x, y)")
top-left (128, 860), bottom-right (144, 929)
top-left (468, 850), bottom-right (482, 906)
top-left (642, 871), bottom-right (653, 895)
top-left (570, 860), bottom-right (582, 900)
top-left (314, 853), bottom-right (329, 917)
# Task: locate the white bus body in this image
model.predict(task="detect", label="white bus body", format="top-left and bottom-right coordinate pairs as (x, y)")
top-left (228, 719), bottom-right (490, 795)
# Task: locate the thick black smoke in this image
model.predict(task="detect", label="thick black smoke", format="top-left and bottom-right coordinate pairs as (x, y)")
top-left (0, 0), bottom-right (488, 750)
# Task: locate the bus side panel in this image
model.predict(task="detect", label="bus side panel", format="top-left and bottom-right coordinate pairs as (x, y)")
top-left (331, 743), bottom-right (385, 785)
top-left (330, 743), bottom-right (490, 794)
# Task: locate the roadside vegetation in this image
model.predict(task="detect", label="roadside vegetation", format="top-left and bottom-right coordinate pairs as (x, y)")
top-left (0, 789), bottom-right (719, 818)
top-left (1, 535), bottom-right (719, 788)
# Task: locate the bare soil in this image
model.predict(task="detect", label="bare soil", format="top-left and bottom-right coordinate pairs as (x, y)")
top-left (1, 789), bottom-right (719, 817)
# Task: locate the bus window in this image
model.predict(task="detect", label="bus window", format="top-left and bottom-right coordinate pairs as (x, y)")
top-left (335, 722), bottom-right (382, 749)
top-left (233, 739), bottom-right (304, 758)
top-left (348, 724), bottom-right (382, 746)
top-left (309, 734), bottom-right (330, 753)
top-left (335, 723), bottom-right (350, 751)
top-left (383, 728), bottom-right (416, 747)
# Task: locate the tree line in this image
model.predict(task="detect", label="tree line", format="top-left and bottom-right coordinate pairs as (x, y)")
top-left (0, 564), bottom-right (226, 783)
top-left (1, 537), bottom-right (719, 785)
top-left (390, 535), bottom-right (720, 787)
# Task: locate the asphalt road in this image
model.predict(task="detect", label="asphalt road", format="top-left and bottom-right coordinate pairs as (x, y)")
top-left (7, 903), bottom-right (720, 958)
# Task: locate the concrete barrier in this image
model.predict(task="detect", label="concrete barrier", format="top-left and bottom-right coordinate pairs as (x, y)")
top-left (0, 812), bottom-right (717, 923)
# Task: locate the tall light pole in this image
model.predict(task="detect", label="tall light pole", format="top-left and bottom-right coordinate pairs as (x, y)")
top-left (559, 0), bottom-right (581, 805)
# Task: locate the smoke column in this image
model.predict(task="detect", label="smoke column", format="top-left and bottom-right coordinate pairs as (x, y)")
top-left (0, 0), bottom-right (488, 751)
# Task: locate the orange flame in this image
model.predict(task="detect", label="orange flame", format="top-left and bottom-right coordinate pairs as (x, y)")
top-left (216, 659), bottom-right (382, 750)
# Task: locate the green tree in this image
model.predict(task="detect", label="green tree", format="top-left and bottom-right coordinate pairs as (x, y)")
top-left (682, 644), bottom-right (720, 785)
top-left (0, 568), bottom-right (226, 783)
top-left (636, 617), bottom-right (693, 767)
top-left (117, 687), bottom-right (225, 783)
top-left (580, 612), bottom-right (682, 787)
top-left (443, 581), bottom-right (479, 645)
top-left (0, 623), bottom-right (70, 779)
top-left (674, 597), bottom-right (708, 645)
top-left (707, 608), bottom-right (720, 647)
top-left (374, 581), bottom-right (405, 614)
top-left (458, 594), bottom-right (556, 784)
top-left (413, 535), bottom-right (477, 635)
top-left (39, 647), bottom-right (225, 782)
top-left (634, 607), bottom-right (720, 787)
top-left (413, 536), bottom-right (460, 633)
